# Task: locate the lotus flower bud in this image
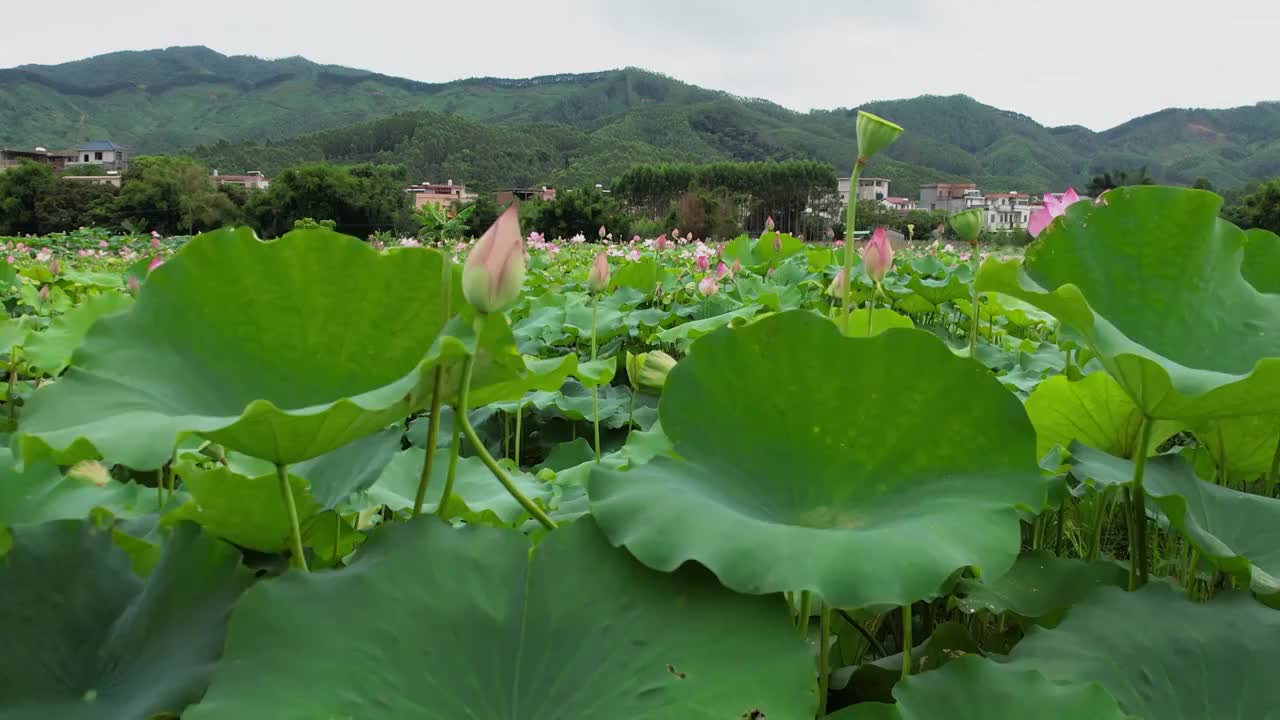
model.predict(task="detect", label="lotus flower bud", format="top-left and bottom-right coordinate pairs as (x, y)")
top-left (48, 257), bottom-right (59, 276)
top-left (696, 254), bottom-right (710, 272)
top-left (948, 208), bottom-right (984, 243)
top-left (715, 261), bottom-right (729, 280)
top-left (656, 233), bottom-right (668, 252)
top-left (765, 216), bottom-right (775, 232)
top-left (730, 258), bottom-right (741, 277)
top-left (151, 236), bottom-right (162, 251)
top-left (588, 251), bottom-right (610, 292)
top-left (598, 225), bottom-right (607, 239)
top-left (861, 227), bottom-right (893, 283)
top-left (855, 111), bottom-right (903, 164)
top-left (826, 268), bottom-right (847, 298)
top-left (906, 223), bottom-right (915, 241)
top-left (68, 460), bottom-right (111, 487)
top-left (698, 275), bottom-right (719, 297)
top-left (147, 255), bottom-right (165, 273)
top-left (626, 350), bottom-right (677, 393)
top-left (37, 284), bottom-right (49, 303)
top-left (462, 204), bottom-right (526, 314)
top-left (773, 234), bottom-right (782, 252)
top-left (127, 276), bottom-right (140, 294)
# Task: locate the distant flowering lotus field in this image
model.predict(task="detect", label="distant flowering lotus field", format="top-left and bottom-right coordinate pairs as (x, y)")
top-left (2, 117), bottom-right (1280, 720)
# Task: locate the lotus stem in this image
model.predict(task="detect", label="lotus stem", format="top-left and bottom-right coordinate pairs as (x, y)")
top-left (835, 608), bottom-right (889, 658)
top-left (968, 263), bottom-right (980, 358)
top-left (817, 606), bottom-right (832, 719)
top-left (866, 284), bottom-right (876, 337)
top-left (1185, 547), bottom-right (1200, 599)
top-left (840, 164), bottom-right (863, 331)
top-left (413, 249), bottom-right (454, 517)
top-left (456, 348), bottom-right (557, 530)
top-left (797, 590), bottom-right (812, 636)
top-left (1130, 418), bottom-right (1154, 587)
top-left (412, 365), bottom-right (446, 517)
top-left (900, 603), bottom-right (913, 681)
top-left (1054, 500), bottom-right (1065, 555)
top-left (6, 350), bottom-right (17, 421)
top-left (591, 295), bottom-right (601, 464)
top-left (275, 463), bottom-right (309, 572)
top-left (437, 415), bottom-right (462, 520)
top-left (514, 399), bottom-right (523, 467)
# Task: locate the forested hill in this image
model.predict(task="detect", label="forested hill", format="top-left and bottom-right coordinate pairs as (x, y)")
top-left (4, 46), bottom-right (1280, 191)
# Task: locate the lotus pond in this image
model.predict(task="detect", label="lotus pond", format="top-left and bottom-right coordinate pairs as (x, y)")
top-left (0, 184), bottom-right (1278, 719)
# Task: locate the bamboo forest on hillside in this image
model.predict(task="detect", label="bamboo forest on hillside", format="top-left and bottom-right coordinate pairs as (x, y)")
top-left (2, 35), bottom-right (1280, 720)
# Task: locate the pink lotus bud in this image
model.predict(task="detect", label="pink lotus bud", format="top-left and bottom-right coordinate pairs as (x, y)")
top-left (715, 261), bottom-right (729, 279)
top-left (1028, 187), bottom-right (1084, 237)
top-left (37, 284), bottom-right (50, 303)
top-left (696, 254), bottom-right (710, 272)
top-left (462, 204), bottom-right (526, 314)
top-left (685, 232), bottom-right (693, 242)
top-left (48, 257), bottom-right (59, 276)
top-left (98, 240), bottom-right (108, 248)
top-left (598, 225), bottom-right (607, 239)
top-left (588, 251), bottom-right (610, 292)
top-left (861, 227), bottom-right (894, 283)
top-left (656, 233), bottom-right (668, 252)
top-left (773, 234), bottom-right (782, 253)
top-left (698, 275), bottom-right (719, 297)
top-left (127, 276), bottom-right (140, 294)
top-left (730, 258), bottom-right (741, 277)
top-left (826, 268), bottom-right (847, 298)
top-left (147, 255), bottom-right (165, 273)
top-left (151, 236), bottom-right (162, 250)
top-left (765, 216), bottom-right (775, 232)
top-left (4, 256), bottom-right (14, 264)
top-left (672, 227), bottom-right (680, 238)
top-left (631, 234), bottom-right (641, 244)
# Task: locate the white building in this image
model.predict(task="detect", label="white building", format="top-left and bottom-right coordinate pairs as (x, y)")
top-left (67, 141), bottom-right (128, 172)
top-left (838, 176), bottom-right (892, 206)
top-left (983, 193), bottom-right (1035, 231)
top-left (918, 183), bottom-right (984, 214)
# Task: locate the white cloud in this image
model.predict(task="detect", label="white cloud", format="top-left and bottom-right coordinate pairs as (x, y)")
top-left (1, 0), bottom-right (1274, 130)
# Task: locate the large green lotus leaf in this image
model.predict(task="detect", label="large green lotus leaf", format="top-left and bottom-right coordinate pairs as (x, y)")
top-left (955, 550), bottom-right (1128, 620)
top-left (291, 426), bottom-right (402, 509)
top-left (1025, 373), bottom-right (1182, 460)
top-left (591, 310), bottom-right (1043, 608)
top-left (167, 457), bottom-right (320, 553)
top-left (365, 446), bottom-right (552, 525)
top-left (1193, 414), bottom-right (1279, 484)
top-left (19, 228), bottom-right (453, 469)
top-left (186, 518), bottom-right (816, 720)
top-left (0, 456), bottom-right (152, 527)
top-left (842, 307), bottom-right (915, 337)
top-left (22, 292), bottom-right (132, 375)
top-left (906, 273), bottom-right (969, 305)
top-left (1008, 583), bottom-right (1280, 718)
top-left (829, 655), bottom-right (1130, 720)
top-left (0, 520), bottom-right (252, 720)
top-left (1069, 442), bottom-right (1280, 601)
top-left (977, 187), bottom-right (1280, 420)
top-left (655, 304), bottom-right (761, 345)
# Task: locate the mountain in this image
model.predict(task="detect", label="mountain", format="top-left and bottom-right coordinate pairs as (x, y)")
top-left (3, 46), bottom-right (1279, 193)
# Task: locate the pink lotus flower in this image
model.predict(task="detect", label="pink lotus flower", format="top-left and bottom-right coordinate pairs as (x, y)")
top-left (98, 240), bottom-right (109, 248)
top-left (698, 275), bottom-right (719, 297)
top-left (834, 240), bottom-right (845, 249)
top-left (4, 256), bottom-right (14, 264)
top-left (631, 234), bottom-right (641, 244)
top-left (462, 205), bottom-right (526, 313)
top-left (695, 254), bottom-right (710, 272)
top-left (730, 258), bottom-right (741, 277)
top-left (861, 227), bottom-right (893, 283)
top-left (400, 238), bottom-right (421, 248)
top-left (1028, 187), bottom-right (1083, 237)
top-left (588, 251), bottom-right (610, 292)
top-left (715, 261), bottom-right (729, 279)
top-left (151, 237), bottom-right (162, 250)
top-left (627, 248), bottom-right (642, 262)
top-left (655, 233), bottom-right (668, 252)
top-left (147, 256), bottom-right (165, 273)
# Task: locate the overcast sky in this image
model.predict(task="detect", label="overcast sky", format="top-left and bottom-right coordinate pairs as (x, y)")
top-left (3, 0), bottom-right (1276, 130)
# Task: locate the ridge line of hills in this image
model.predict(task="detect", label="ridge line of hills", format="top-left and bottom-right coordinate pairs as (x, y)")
top-left (4, 46), bottom-right (1280, 194)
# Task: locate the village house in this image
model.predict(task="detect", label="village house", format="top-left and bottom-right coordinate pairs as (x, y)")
top-left (881, 197), bottom-right (917, 211)
top-left (211, 170), bottom-right (271, 190)
top-left (67, 141), bottom-right (128, 172)
top-left (0, 146), bottom-right (75, 172)
top-left (405, 180), bottom-right (477, 211)
top-left (496, 186), bottom-right (557, 205)
top-left (837, 176), bottom-right (892, 205)
top-left (63, 174), bottom-right (123, 188)
top-left (918, 183), bottom-right (984, 214)
top-left (983, 192), bottom-right (1035, 230)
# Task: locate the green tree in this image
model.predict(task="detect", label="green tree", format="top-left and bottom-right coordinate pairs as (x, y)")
top-left (522, 185), bottom-right (633, 240)
top-left (244, 163), bottom-right (411, 238)
top-left (1086, 166), bottom-right (1154, 196)
top-left (112, 156), bottom-right (241, 235)
top-left (0, 161), bottom-right (59, 235)
top-left (1224, 178), bottom-right (1280, 234)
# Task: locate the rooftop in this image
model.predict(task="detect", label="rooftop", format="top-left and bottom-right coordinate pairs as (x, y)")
top-left (77, 141), bottom-right (125, 151)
